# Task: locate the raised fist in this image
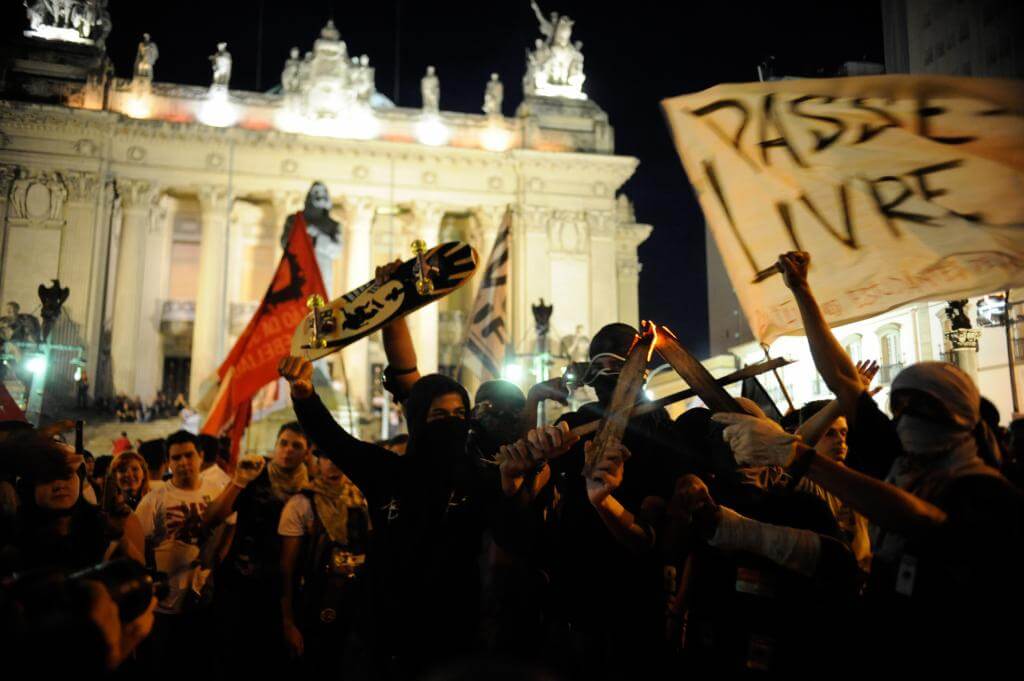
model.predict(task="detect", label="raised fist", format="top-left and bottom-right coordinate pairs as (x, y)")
top-left (278, 356), bottom-right (314, 400)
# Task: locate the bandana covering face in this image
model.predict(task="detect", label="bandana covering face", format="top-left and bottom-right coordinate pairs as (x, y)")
top-left (267, 460), bottom-right (309, 502)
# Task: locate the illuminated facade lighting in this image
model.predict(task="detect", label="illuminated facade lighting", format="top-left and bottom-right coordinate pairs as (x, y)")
top-left (480, 124), bottom-right (512, 152)
top-left (415, 115), bottom-right (450, 147)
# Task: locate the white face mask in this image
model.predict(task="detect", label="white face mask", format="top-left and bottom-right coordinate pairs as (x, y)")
top-left (308, 185), bottom-right (331, 211)
top-left (896, 414), bottom-right (972, 456)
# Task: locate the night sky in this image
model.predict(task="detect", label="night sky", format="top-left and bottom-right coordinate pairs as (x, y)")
top-left (2, 1), bottom-right (884, 357)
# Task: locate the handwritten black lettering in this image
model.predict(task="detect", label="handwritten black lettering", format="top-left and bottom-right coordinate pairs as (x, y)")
top-left (689, 100), bottom-right (758, 171)
top-left (789, 95), bottom-right (846, 152)
top-left (758, 94), bottom-right (807, 167)
top-left (918, 100), bottom-right (976, 145)
top-left (703, 159), bottom-right (765, 274)
top-left (851, 98), bottom-right (901, 144)
top-left (864, 174), bottom-right (935, 234)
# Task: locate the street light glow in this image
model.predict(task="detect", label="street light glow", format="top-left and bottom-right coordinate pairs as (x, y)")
top-left (26, 355), bottom-right (47, 375)
top-left (502, 363), bottom-right (523, 382)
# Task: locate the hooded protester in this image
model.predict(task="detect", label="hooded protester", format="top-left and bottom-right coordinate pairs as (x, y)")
top-left (280, 356), bottom-right (512, 679)
top-left (516, 322), bottom-right (680, 679)
top-left (469, 379), bottom-right (527, 461)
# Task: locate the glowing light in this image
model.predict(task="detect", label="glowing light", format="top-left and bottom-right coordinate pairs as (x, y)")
top-left (502, 363), bottom-right (524, 382)
top-left (480, 125), bottom-right (512, 152)
top-left (198, 91), bottom-right (238, 128)
top-left (123, 96), bottom-right (152, 119)
top-left (275, 109), bottom-right (380, 140)
top-left (73, 367), bottom-right (82, 382)
top-left (26, 355), bottom-right (47, 375)
top-left (415, 115), bottom-right (450, 147)
top-left (645, 389), bottom-right (655, 401)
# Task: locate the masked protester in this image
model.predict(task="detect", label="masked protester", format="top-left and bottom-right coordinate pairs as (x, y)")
top-left (280, 356), bottom-right (513, 679)
top-left (469, 380), bottom-right (527, 461)
top-left (503, 323), bottom-right (680, 679)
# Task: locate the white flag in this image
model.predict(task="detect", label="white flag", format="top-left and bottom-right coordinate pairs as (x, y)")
top-left (460, 208), bottom-right (512, 381)
top-left (662, 75), bottom-right (1024, 343)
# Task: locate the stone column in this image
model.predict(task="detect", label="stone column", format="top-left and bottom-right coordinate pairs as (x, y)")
top-left (405, 203), bottom-right (447, 376)
top-left (588, 210), bottom-right (618, 331)
top-left (189, 185), bottom-right (231, 402)
top-left (134, 199), bottom-right (172, 402)
top-left (614, 221), bottom-right (652, 330)
top-left (339, 197), bottom-right (377, 410)
top-left (0, 165), bottom-right (17, 304)
top-left (110, 178), bottom-right (160, 397)
top-left (58, 171), bottom-right (101, 342)
top-left (517, 206), bottom-right (553, 348)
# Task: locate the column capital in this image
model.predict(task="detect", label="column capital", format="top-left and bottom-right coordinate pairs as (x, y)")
top-left (119, 178), bottom-right (160, 210)
top-left (269, 189), bottom-right (304, 220)
top-left (62, 170), bottom-right (101, 204)
top-left (197, 185), bottom-right (231, 214)
top-left (343, 196), bottom-right (379, 228)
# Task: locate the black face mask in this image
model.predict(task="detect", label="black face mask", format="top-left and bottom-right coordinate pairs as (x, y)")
top-left (415, 417), bottom-right (470, 465)
top-left (468, 413), bottom-right (521, 460)
top-left (592, 375), bottom-right (618, 407)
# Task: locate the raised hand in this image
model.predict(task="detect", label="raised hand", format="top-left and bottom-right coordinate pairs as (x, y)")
top-left (855, 359), bottom-right (882, 396)
top-left (777, 251), bottom-right (810, 291)
top-left (583, 438), bottom-right (629, 506)
top-left (278, 355), bottom-right (314, 399)
top-left (232, 454), bottom-right (265, 489)
top-left (525, 421), bottom-right (579, 460)
top-left (527, 376), bottom-right (570, 406)
top-left (374, 259), bottom-right (402, 286)
top-left (711, 412), bottom-right (800, 467)
top-left (668, 474), bottom-right (721, 537)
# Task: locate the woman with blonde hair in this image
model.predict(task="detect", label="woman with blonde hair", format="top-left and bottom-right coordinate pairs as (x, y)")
top-left (100, 450), bottom-right (148, 563)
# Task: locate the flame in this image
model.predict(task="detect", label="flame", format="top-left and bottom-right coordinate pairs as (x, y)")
top-left (647, 323), bottom-right (660, 363)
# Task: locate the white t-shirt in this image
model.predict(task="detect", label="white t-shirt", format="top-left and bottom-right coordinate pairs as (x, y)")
top-left (278, 493), bottom-right (315, 537)
top-left (199, 464), bottom-right (231, 492)
top-left (135, 479), bottom-right (235, 613)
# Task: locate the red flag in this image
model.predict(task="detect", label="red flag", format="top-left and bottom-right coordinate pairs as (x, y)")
top-left (0, 382), bottom-right (27, 423)
top-left (202, 214), bottom-right (327, 462)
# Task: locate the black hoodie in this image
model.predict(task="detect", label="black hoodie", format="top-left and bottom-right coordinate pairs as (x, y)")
top-left (293, 373), bottom-right (505, 672)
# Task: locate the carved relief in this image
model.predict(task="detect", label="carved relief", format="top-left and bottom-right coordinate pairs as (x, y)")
top-left (281, 158), bottom-right (298, 174)
top-left (126, 145), bottom-right (146, 162)
top-left (421, 171), bottom-right (437, 186)
top-left (487, 176), bottom-right (503, 191)
top-left (0, 165), bottom-right (18, 197)
top-left (197, 185), bottom-right (230, 214)
top-left (206, 153), bottom-right (225, 169)
top-left (352, 165), bottom-right (369, 180)
top-left (9, 169), bottom-right (67, 222)
top-left (74, 138), bottom-right (98, 156)
top-left (548, 210), bottom-right (588, 254)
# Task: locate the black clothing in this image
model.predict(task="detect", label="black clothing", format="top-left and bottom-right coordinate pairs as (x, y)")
top-left (0, 502), bottom-right (108, 576)
top-left (542, 403), bottom-right (678, 678)
top-left (847, 392), bottom-right (1024, 670)
top-left (294, 390), bottom-right (508, 677)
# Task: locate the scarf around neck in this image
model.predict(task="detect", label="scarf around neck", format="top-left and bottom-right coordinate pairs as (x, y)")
top-left (307, 475), bottom-right (366, 545)
top-left (267, 461), bottom-right (308, 502)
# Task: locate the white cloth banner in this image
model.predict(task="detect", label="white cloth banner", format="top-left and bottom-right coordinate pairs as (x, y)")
top-left (663, 75), bottom-right (1024, 342)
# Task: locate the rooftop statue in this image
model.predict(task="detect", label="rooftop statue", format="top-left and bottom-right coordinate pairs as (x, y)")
top-left (134, 33), bottom-right (159, 81)
top-left (279, 21), bottom-right (377, 127)
top-left (525, 1), bottom-right (586, 100)
top-left (209, 42), bottom-right (232, 89)
top-left (421, 65), bottom-right (440, 115)
top-left (24, 0), bottom-right (110, 47)
top-left (483, 73), bottom-right (503, 117)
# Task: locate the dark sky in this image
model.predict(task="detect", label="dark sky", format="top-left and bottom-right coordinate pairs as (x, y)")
top-left (3, 1), bottom-right (884, 357)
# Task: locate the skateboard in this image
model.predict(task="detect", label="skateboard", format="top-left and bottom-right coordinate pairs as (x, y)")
top-left (291, 240), bottom-right (479, 360)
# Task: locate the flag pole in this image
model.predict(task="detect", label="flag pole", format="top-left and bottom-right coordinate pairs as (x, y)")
top-left (761, 342), bottom-right (796, 413)
top-left (1004, 290), bottom-right (1020, 414)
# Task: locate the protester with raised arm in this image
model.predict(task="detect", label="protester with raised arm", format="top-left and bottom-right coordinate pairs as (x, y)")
top-left (712, 251), bottom-right (1023, 670)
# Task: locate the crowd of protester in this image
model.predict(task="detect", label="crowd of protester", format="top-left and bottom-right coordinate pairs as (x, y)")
top-left (89, 391), bottom-right (187, 423)
top-left (1, 251), bottom-right (1022, 678)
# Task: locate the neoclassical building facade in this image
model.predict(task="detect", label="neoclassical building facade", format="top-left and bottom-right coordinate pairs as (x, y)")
top-left (0, 10), bottom-right (651, 434)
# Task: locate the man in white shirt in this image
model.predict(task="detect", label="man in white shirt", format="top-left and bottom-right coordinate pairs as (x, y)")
top-left (134, 430), bottom-right (234, 672)
top-left (198, 434), bottom-right (231, 492)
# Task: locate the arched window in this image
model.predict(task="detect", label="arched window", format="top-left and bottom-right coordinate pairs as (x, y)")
top-left (877, 323), bottom-right (903, 383)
